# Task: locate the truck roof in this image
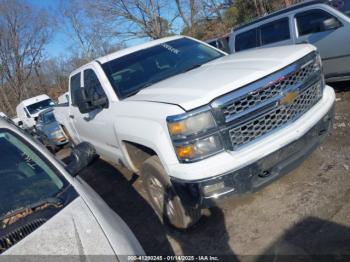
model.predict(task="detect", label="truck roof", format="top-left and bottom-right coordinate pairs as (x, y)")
top-left (70, 35), bottom-right (185, 76)
top-left (17, 94), bottom-right (51, 107)
top-left (233, 0), bottom-right (328, 32)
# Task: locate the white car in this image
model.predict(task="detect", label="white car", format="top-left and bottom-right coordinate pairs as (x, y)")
top-left (16, 94), bottom-right (55, 130)
top-left (54, 35), bottom-right (335, 229)
top-left (0, 118), bottom-right (144, 258)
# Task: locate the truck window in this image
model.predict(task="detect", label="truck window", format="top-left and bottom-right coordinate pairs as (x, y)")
top-left (235, 29), bottom-right (259, 52)
top-left (83, 69), bottom-right (107, 101)
top-left (70, 73), bottom-right (81, 106)
top-left (260, 18), bottom-right (290, 46)
top-left (296, 9), bottom-right (341, 36)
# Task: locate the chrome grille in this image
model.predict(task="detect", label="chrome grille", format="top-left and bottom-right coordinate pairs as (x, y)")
top-left (211, 52), bottom-right (323, 150)
top-left (228, 81), bottom-right (322, 149)
top-left (222, 59), bottom-right (319, 118)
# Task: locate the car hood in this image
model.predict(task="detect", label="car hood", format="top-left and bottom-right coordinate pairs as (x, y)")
top-left (41, 121), bottom-right (61, 134)
top-left (126, 45), bottom-right (315, 111)
top-left (4, 197), bottom-right (117, 257)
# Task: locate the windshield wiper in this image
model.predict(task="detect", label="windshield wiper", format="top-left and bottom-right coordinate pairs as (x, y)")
top-left (183, 64), bottom-right (203, 73)
top-left (0, 197), bottom-right (63, 226)
top-left (125, 81), bottom-right (158, 98)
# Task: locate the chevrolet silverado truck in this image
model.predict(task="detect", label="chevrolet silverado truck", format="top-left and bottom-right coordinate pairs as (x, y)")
top-left (54, 36), bottom-right (335, 229)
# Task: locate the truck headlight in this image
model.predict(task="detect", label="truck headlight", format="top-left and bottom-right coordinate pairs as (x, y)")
top-left (167, 107), bottom-right (224, 163)
top-left (175, 134), bottom-right (223, 162)
top-left (167, 108), bottom-right (216, 138)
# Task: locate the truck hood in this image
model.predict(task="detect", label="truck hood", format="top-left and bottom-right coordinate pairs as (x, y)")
top-left (126, 45), bottom-right (315, 111)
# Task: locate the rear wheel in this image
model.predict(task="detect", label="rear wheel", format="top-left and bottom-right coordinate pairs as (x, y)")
top-left (141, 156), bottom-right (201, 229)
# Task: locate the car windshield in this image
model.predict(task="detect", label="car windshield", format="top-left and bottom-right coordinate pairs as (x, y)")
top-left (102, 38), bottom-right (225, 99)
top-left (0, 129), bottom-right (68, 219)
top-left (330, 0), bottom-right (350, 17)
top-left (42, 111), bottom-right (56, 124)
top-left (26, 99), bottom-right (54, 115)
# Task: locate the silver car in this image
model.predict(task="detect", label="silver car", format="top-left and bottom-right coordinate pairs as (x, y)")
top-left (229, 0), bottom-right (350, 82)
top-left (36, 108), bottom-right (69, 152)
top-left (0, 118), bottom-right (144, 259)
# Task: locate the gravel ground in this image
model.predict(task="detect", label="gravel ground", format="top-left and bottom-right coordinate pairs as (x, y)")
top-left (57, 83), bottom-right (350, 259)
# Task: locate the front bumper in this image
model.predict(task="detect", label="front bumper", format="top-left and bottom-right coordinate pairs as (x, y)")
top-left (171, 104), bottom-right (335, 208)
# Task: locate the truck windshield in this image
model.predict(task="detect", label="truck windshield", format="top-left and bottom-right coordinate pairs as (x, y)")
top-left (26, 99), bottom-right (54, 115)
top-left (102, 38), bottom-right (225, 99)
top-left (0, 129), bottom-right (69, 220)
top-left (330, 0), bottom-right (350, 17)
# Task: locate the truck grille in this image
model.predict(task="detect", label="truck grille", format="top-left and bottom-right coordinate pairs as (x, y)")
top-left (211, 52), bottom-right (323, 150)
top-left (228, 81), bottom-right (322, 148)
top-left (222, 60), bottom-right (318, 118)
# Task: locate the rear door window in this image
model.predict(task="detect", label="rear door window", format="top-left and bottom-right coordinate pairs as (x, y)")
top-left (235, 29), bottom-right (258, 52)
top-left (296, 9), bottom-right (342, 36)
top-left (260, 18), bottom-right (291, 46)
top-left (70, 73), bottom-right (81, 107)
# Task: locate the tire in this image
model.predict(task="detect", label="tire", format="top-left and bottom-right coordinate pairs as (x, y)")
top-left (141, 156), bottom-right (201, 229)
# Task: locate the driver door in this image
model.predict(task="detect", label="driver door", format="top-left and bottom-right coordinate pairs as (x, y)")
top-left (73, 67), bottom-right (121, 162)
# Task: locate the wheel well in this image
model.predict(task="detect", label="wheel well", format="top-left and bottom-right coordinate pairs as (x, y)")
top-left (123, 141), bottom-right (157, 171)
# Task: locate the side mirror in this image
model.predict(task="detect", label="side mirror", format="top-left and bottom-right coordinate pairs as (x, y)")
top-left (76, 88), bottom-right (108, 114)
top-left (75, 88), bottom-right (94, 114)
top-left (323, 17), bottom-right (341, 31)
top-left (66, 142), bottom-right (98, 177)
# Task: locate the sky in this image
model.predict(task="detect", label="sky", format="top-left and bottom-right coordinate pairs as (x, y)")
top-left (29, 0), bottom-right (70, 57)
top-left (27, 0), bottom-right (174, 59)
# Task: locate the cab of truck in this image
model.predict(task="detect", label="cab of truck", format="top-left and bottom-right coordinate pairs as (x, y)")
top-left (16, 94), bottom-right (55, 130)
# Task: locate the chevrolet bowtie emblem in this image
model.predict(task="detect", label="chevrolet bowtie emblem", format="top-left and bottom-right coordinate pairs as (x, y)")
top-left (280, 91), bottom-right (298, 105)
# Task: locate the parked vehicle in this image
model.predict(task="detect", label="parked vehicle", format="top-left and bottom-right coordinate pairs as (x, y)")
top-left (0, 117), bottom-right (144, 258)
top-left (55, 36), bottom-right (335, 229)
top-left (35, 108), bottom-right (69, 152)
top-left (58, 91), bottom-right (69, 105)
top-left (229, 0), bottom-right (350, 82)
top-left (205, 34), bottom-right (230, 53)
top-left (16, 94), bottom-right (55, 130)
top-left (0, 112), bottom-right (6, 118)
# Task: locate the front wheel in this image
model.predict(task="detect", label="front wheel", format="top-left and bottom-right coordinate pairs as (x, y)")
top-left (141, 156), bottom-right (201, 229)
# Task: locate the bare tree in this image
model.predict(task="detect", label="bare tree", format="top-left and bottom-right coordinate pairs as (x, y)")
top-left (175, 0), bottom-right (200, 36)
top-left (0, 0), bottom-right (51, 103)
top-left (88, 0), bottom-right (173, 40)
top-left (59, 0), bottom-right (120, 60)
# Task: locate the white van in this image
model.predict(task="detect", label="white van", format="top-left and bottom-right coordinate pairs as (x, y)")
top-left (16, 94), bottom-right (55, 129)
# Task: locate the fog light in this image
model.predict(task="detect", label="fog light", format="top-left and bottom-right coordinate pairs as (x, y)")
top-left (202, 181), bottom-right (226, 197)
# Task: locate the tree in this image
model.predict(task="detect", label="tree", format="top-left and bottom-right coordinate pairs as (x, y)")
top-left (87, 0), bottom-right (173, 40)
top-left (0, 0), bottom-right (51, 104)
top-left (59, 0), bottom-right (121, 61)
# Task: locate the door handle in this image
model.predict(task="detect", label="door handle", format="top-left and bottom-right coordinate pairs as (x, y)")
top-left (69, 115), bottom-right (74, 119)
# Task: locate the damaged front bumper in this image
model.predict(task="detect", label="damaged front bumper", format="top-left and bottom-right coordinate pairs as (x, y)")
top-left (171, 104), bottom-right (335, 209)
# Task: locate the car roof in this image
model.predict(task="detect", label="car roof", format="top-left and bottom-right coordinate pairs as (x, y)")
top-left (233, 0), bottom-right (329, 32)
top-left (18, 94), bottom-right (51, 107)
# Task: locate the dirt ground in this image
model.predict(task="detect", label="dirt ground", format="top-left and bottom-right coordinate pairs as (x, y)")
top-left (58, 83), bottom-right (350, 259)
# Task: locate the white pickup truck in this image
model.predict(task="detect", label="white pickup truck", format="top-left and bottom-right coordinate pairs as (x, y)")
top-left (55, 36), bottom-right (335, 229)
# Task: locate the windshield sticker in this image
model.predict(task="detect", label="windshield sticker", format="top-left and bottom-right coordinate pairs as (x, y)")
top-left (161, 43), bottom-right (180, 54)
